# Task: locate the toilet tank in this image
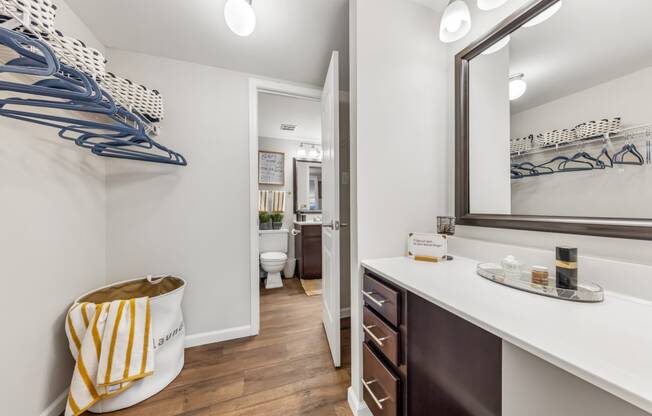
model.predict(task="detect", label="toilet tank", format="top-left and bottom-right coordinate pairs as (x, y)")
top-left (259, 229), bottom-right (289, 253)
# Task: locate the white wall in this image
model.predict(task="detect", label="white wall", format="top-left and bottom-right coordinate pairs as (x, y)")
top-left (0, 2), bottom-right (107, 415)
top-left (104, 49), bottom-right (257, 344)
top-left (445, 2), bottom-right (652, 415)
top-left (469, 47), bottom-right (511, 214)
top-left (349, 0), bottom-right (448, 408)
top-left (510, 66), bottom-right (652, 217)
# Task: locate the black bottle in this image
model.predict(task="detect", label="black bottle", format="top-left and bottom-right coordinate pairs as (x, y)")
top-left (556, 247), bottom-right (578, 290)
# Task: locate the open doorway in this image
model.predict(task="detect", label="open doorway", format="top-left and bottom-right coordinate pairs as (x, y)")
top-left (248, 54), bottom-right (350, 370)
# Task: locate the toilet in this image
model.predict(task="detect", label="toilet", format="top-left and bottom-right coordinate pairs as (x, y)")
top-left (259, 229), bottom-right (288, 289)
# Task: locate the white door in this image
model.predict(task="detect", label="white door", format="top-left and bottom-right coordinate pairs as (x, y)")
top-left (321, 51), bottom-right (341, 367)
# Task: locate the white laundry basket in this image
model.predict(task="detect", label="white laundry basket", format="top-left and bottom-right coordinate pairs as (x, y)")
top-left (72, 275), bottom-right (186, 413)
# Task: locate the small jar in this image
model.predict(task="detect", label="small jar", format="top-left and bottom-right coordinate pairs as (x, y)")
top-left (531, 266), bottom-right (549, 286)
top-left (501, 256), bottom-right (523, 281)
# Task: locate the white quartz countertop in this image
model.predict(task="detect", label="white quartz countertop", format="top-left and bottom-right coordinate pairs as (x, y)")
top-left (361, 256), bottom-right (652, 414)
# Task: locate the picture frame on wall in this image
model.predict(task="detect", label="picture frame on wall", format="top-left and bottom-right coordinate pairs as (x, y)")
top-left (259, 151), bottom-right (285, 186)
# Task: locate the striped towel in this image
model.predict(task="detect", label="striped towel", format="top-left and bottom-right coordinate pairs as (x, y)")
top-left (64, 298), bottom-right (154, 416)
top-left (259, 190), bottom-right (269, 212)
top-left (271, 191), bottom-right (285, 212)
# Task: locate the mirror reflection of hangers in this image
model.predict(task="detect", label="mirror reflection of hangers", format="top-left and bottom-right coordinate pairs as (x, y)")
top-left (613, 143), bottom-right (644, 166)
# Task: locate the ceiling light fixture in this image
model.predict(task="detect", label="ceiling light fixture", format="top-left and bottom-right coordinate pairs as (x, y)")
top-left (509, 73), bottom-right (527, 101)
top-left (224, 0), bottom-right (256, 37)
top-left (477, 0), bottom-right (508, 11)
top-left (522, 1), bottom-right (562, 28)
top-left (439, 1), bottom-right (472, 43)
top-left (481, 35), bottom-right (510, 55)
top-left (297, 144), bottom-right (307, 158)
top-left (308, 145), bottom-right (320, 159)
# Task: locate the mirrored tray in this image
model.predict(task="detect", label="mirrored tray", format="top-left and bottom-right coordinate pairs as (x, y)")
top-left (477, 263), bottom-right (604, 303)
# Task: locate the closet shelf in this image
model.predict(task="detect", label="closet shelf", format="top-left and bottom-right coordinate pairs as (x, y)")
top-left (511, 123), bottom-right (652, 159)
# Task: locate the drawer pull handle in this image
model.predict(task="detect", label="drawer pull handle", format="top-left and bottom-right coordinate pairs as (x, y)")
top-left (361, 378), bottom-right (390, 410)
top-left (362, 324), bottom-right (390, 347)
top-left (362, 290), bottom-right (387, 307)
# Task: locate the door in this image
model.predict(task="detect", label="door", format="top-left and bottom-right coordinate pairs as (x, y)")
top-left (321, 51), bottom-right (341, 367)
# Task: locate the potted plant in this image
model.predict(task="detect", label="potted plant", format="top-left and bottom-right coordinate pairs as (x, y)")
top-left (259, 211), bottom-right (272, 230)
top-left (271, 212), bottom-right (284, 230)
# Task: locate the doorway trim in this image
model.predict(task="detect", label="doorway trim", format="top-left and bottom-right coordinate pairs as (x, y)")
top-left (248, 78), bottom-right (322, 334)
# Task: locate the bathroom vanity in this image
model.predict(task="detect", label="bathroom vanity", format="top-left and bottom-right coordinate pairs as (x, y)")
top-left (293, 221), bottom-right (322, 279)
top-left (360, 256), bottom-right (652, 416)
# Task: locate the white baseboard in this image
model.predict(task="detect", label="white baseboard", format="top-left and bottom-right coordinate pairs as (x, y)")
top-left (341, 307), bottom-right (351, 319)
top-left (185, 324), bottom-right (256, 348)
top-left (41, 389), bottom-right (67, 416)
top-left (348, 386), bottom-right (371, 416)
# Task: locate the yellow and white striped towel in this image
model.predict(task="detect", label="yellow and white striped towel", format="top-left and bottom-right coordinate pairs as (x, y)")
top-left (271, 191), bottom-right (285, 212)
top-left (64, 298), bottom-right (154, 416)
top-left (259, 190), bottom-right (269, 212)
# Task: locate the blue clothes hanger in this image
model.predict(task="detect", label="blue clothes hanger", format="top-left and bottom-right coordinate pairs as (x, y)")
top-left (559, 151), bottom-right (605, 170)
top-left (596, 147), bottom-right (613, 168)
top-left (613, 143), bottom-right (644, 166)
top-left (0, 27), bottom-right (59, 76)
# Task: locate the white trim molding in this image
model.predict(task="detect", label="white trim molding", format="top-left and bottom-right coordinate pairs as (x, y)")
top-left (40, 389), bottom-right (67, 416)
top-left (248, 78), bottom-right (322, 336)
top-left (348, 386), bottom-right (372, 416)
top-left (184, 325), bottom-right (255, 348)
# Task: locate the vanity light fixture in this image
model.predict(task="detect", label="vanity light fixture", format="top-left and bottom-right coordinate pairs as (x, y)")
top-left (224, 0), bottom-right (256, 37)
top-left (481, 35), bottom-right (510, 55)
top-left (308, 144), bottom-right (320, 159)
top-left (509, 73), bottom-right (527, 100)
top-left (522, 1), bottom-right (562, 28)
top-left (439, 1), bottom-right (472, 43)
top-left (297, 143), bottom-right (307, 158)
top-left (477, 0), bottom-right (508, 11)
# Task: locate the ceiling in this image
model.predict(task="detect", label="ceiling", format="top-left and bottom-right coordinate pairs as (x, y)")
top-left (258, 93), bottom-right (321, 142)
top-left (409, 0), bottom-right (448, 12)
top-left (508, 0), bottom-right (652, 114)
top-left (66, 0), bottom-right (349, 89)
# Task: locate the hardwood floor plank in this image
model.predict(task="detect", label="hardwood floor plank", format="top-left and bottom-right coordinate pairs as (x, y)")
top-left (104, 278), bottom-right (351, 416)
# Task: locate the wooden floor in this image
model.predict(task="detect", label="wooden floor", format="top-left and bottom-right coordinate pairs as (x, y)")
top-left (106, 278), bottom-right (352, 416)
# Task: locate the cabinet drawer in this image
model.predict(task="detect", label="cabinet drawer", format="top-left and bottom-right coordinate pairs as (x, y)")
top-left (363, 306), bottom-right (399, 365)
top-left (363, 274), bottom-right (400, 326)
top-left (363, 343), bottom-right (399, 416)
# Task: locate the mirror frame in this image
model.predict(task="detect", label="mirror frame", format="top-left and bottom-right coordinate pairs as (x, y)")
top-left (455, 0), bottom-right (652, 240)
top-left (293, 158), bottom-right (322, 214)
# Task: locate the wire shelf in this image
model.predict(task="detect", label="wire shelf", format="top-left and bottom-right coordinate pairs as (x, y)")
top-left (511, 123), bottom-right (652, 159)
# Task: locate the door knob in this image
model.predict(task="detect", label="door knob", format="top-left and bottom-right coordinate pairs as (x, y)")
top-left (322, 220), bottom-right (340, 230)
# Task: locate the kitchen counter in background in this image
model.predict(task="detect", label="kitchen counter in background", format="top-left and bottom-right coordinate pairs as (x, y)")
top-left (361, 256), bottom-right (652, 415)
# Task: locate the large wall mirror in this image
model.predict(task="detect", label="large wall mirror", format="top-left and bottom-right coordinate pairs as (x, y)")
top-left (455, 0), bottom-right (652, 239)
top-left (293, 159), bottom-right (322, 213)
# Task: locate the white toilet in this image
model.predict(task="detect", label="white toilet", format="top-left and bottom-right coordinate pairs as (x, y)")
top-left (259, 229), bottom-right (288, 289)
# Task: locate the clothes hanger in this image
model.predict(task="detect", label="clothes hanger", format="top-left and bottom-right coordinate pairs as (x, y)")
top-left (0, 27), bottom-right (59, 76)
top-left (559, 150), bottom-right (605, 170)
top-left (596, 147), bottom-right (613, 168)
top-left (613, 143), bottom-right (644, 166)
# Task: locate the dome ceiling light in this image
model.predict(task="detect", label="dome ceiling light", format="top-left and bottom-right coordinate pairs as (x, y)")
top-left (224, 0), bottom-right (256, 37)
top-left (439, 1), bottom-right (472, 43)
top-left (509, 73), bottom-right (527, 101)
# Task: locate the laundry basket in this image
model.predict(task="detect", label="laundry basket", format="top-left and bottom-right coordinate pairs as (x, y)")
top-left (72, 275), bottom-right (186, 413)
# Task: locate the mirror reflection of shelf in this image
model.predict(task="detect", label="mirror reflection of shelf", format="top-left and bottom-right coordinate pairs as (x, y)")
top-left (511, 123), bottom-right (652, 159)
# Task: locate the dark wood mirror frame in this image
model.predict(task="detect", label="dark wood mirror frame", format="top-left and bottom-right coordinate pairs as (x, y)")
top-left (454, 0), bottom-right (652, 241)
top-left (293, 158), bottom-right (322, 214)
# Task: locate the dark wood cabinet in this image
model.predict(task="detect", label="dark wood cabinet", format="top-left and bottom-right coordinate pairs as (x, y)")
top-left (407, 292), bottom-right (502, 416)
top-left (294, 223), bottom-right (322, 279)
top-left (362, 268), bottom-right (502, 416)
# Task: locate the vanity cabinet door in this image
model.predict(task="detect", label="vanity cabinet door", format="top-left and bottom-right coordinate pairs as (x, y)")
top-left (302, 225), bottom-right (322, 278)
top-left (407, 292), bottom-right (502, 416)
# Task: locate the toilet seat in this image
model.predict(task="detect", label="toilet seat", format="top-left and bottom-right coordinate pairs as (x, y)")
top-left (261, 252), bottom-right (287, 262)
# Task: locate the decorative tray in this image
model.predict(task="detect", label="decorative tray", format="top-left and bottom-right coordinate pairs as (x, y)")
top-left (477, 263), bottom-right (604, 303)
